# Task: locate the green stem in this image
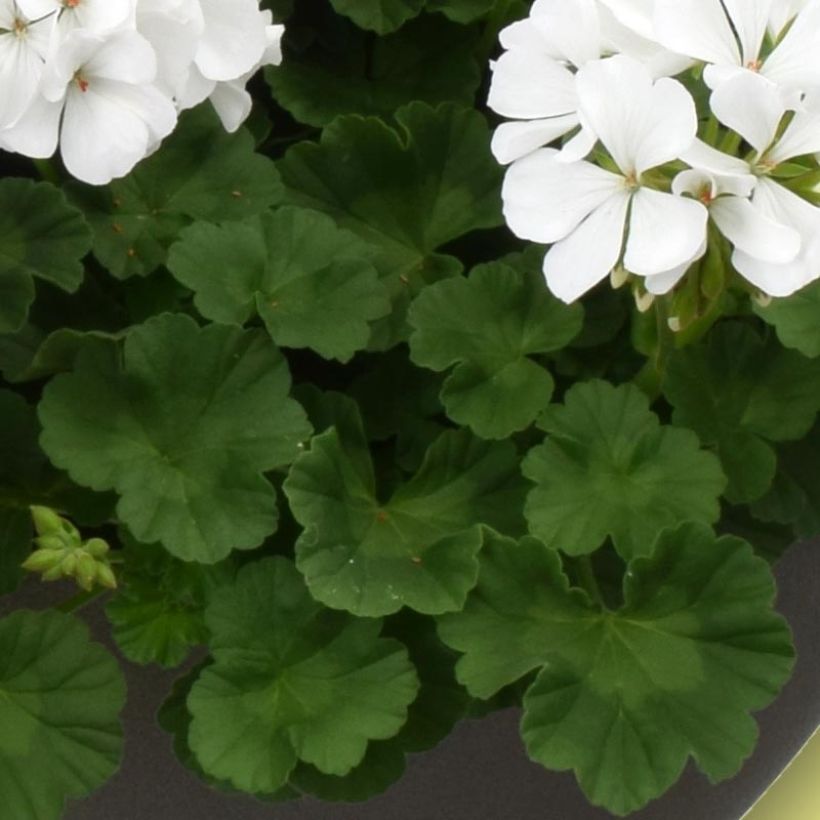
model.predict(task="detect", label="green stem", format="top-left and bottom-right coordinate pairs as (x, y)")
top-left (576, 556), bottom-right (606, 610)
top-left (54, 586), bottom-right (108, 614)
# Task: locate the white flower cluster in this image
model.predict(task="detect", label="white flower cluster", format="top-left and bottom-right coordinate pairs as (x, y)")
top-left (0, 0), bottom-right (283, 184)
top-left (490, 0), bottom-right (820, 304)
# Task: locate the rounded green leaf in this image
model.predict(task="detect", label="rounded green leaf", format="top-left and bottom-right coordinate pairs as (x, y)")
top-left (522, 380), bottom-right (726, 560)
top-left (167, 207), bottom-right (390, 362)
top-left (284, 401), bottom-right (526, 616)
top-left (279, 102), bottom-right (502, 346)
top-left (438, 525), bottom-right (795, 816)
top-left (187, 557), bottom-right (419, 794)
top-left (268, 16), bottom-right (479, 127)
top-left (663, 321), bottom-right (820, 503)
top-left (68, 106), bottom-right (284, 280)
top-left (408, 261), bottom-right (583, 438)
top-left (329, 0), bottom-right (425, 33)
top-left (755, 279), bottom-right (820, 358)
top-left (38, 313), bottom-right (312, 563)
top-left (105, 535), bottom-right (234, 667)
top-left (0, 610), bottom-right (125, 820)
top-left (0, 178), bottom-right (91, 332)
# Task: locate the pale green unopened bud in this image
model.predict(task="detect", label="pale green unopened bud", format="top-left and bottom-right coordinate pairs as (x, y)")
top-left (30, 505), bottom-right (65, 537)
top-left (95, 562), bottom-right (118, 590)
top-left (21, 549), bottom-right (64, 573)
top-left (41, 564), bottom-right (65, 582)
top-left (34, 534), bottom-right (70, 552)
top-left (84, 538), bottom-right (110, 559)
top-left (75, 553), bottom-right (98, 591)
top-left (60, 552), bottom-right (78, 575)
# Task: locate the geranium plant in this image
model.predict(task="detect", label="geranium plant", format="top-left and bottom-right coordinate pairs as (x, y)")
top-left (0, 0), bottom-right (818, 817)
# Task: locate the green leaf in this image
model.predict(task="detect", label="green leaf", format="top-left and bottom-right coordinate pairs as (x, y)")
top-left (284, 400), bottom-right (526, 616)
top-left (522, 380), bottom-right (726, 560)
top-left (106, 536), bottom-right (235, 667)
top-left (67, 106), bottom-right (284, 280)
top-left (408, 261), bottom-right (583, 438)
top-left (38, 313), bottom-right (312, 563)
top-left (663, 321), bottom-right (820, 503)
top-left (0, 610), bottom-right (125, 819)
top-left (268, 16), bottom-right (480, 126)
top-left (438, 526), bottom-right (795, 815)
top-left (426, 0), bottom-right (496, 23)
top-left (348, 348), bottom-right (443, 441)
top-left (750, 422), bottom-right (820, 538)
top-left (167, 207), bottom-right (390, 361)
top-left (291, 611), bottom-right (468, 801)
top-left (279, 102), bottom-right (502, 347)
top-left (0, 326), bottom-right (119, 384)
top-left (157, 662), bottom-right (299, 801)
top-left (755, 280), bottom-right (820, 358)
top-left (0, 178), bottom-right (91, 332)
top-left (329, 0), bottom-right (425, 33)
top-left (0, 390), bottom-right (45, 595)
top-left (187, 557), bottom-right (419, 794)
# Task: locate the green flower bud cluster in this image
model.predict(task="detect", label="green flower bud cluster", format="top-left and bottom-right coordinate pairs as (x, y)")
top-left (21, 506), bottom-right (117, 591)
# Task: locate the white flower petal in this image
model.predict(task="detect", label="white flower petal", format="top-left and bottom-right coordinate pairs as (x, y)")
top-left (598, 0), bottom-right (655, 39)
top-left (544, 190), bottom-right (631, 303)
top-left (488, 50), bottom-right (577, 119)
top-left (624, 188), bottom-right (708, 276)
top-left (711, 196), bottom-right (801, 263)
top-left (528, 0), bottom-right (601, 67)
top-left (768, 109), bottom-right (820, 163)
top-left (0, 93), bottom-right (60, 157)
top-left (680, 138), bottom-right (752, 176)
top-left (498, 18), bottom-right (549, 52)
top-left (196, 0), bottom-right (268, 81)
top-left (491, 115), bottom-right (580, 165)
top-left (556, 122), bottom-right (597, 162)
top-left (762, 1), bottom-right (820, 91)
top-left (709, 71), bottom-right (785, 155)
top-left (643, 250), bottom-right (705, 294)
top-left (208, 81), bottom-right (252, 133)
top-left (576, 56), bottom-right (696, 175)
top-left (60, 81), bottom-right (176, 185)
top-left (653, 0), bottom-right (741, 65)
top-left (732, 176), bottom-right (820, 295)
top-left (768, 0), bottom-right (809, 36)
top-left (0, 34), bottom-right (44, 128)
top-left (501, 148), bottom-right (623, 243)
top-left (722, 0), bottom-right (773, 65)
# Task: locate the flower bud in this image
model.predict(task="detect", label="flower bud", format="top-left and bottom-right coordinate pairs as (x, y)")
top-left (34, 534), bottom-right (70, 552)
top-left (60, 553), bottom-right (78, 575)
top-left (21, 549), bottom-right (64, 573)
top-left (84, 538), bottom-right (110, 559)
top-left (75, 553), bottom-right (98, 591)
top-left (30, 505), bottom-right (66, 537)
top-left (95, 563), bottom-right (118, 590)
top-left (41, 564), bottom-right (66, 582)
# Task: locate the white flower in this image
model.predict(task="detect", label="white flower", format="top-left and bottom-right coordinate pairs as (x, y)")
top-left (0, 0), bottom-right (51, 128)
top-left (488, 0), bottom-right (689, 166)
top-left (17, 0), bottom-right (133, 38)
top-left (681, 71), bottom-right (820, 295)
top-left (654, 0), bottom-right (820, 96)
top-left (176, 0), bottom-right (281, 132)
top-left (36, 28), bottom-right (176, 184)
top-left (502, 55), bottom-right (707, 302)
top-left (133, 0), bottom-right (204, 100)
